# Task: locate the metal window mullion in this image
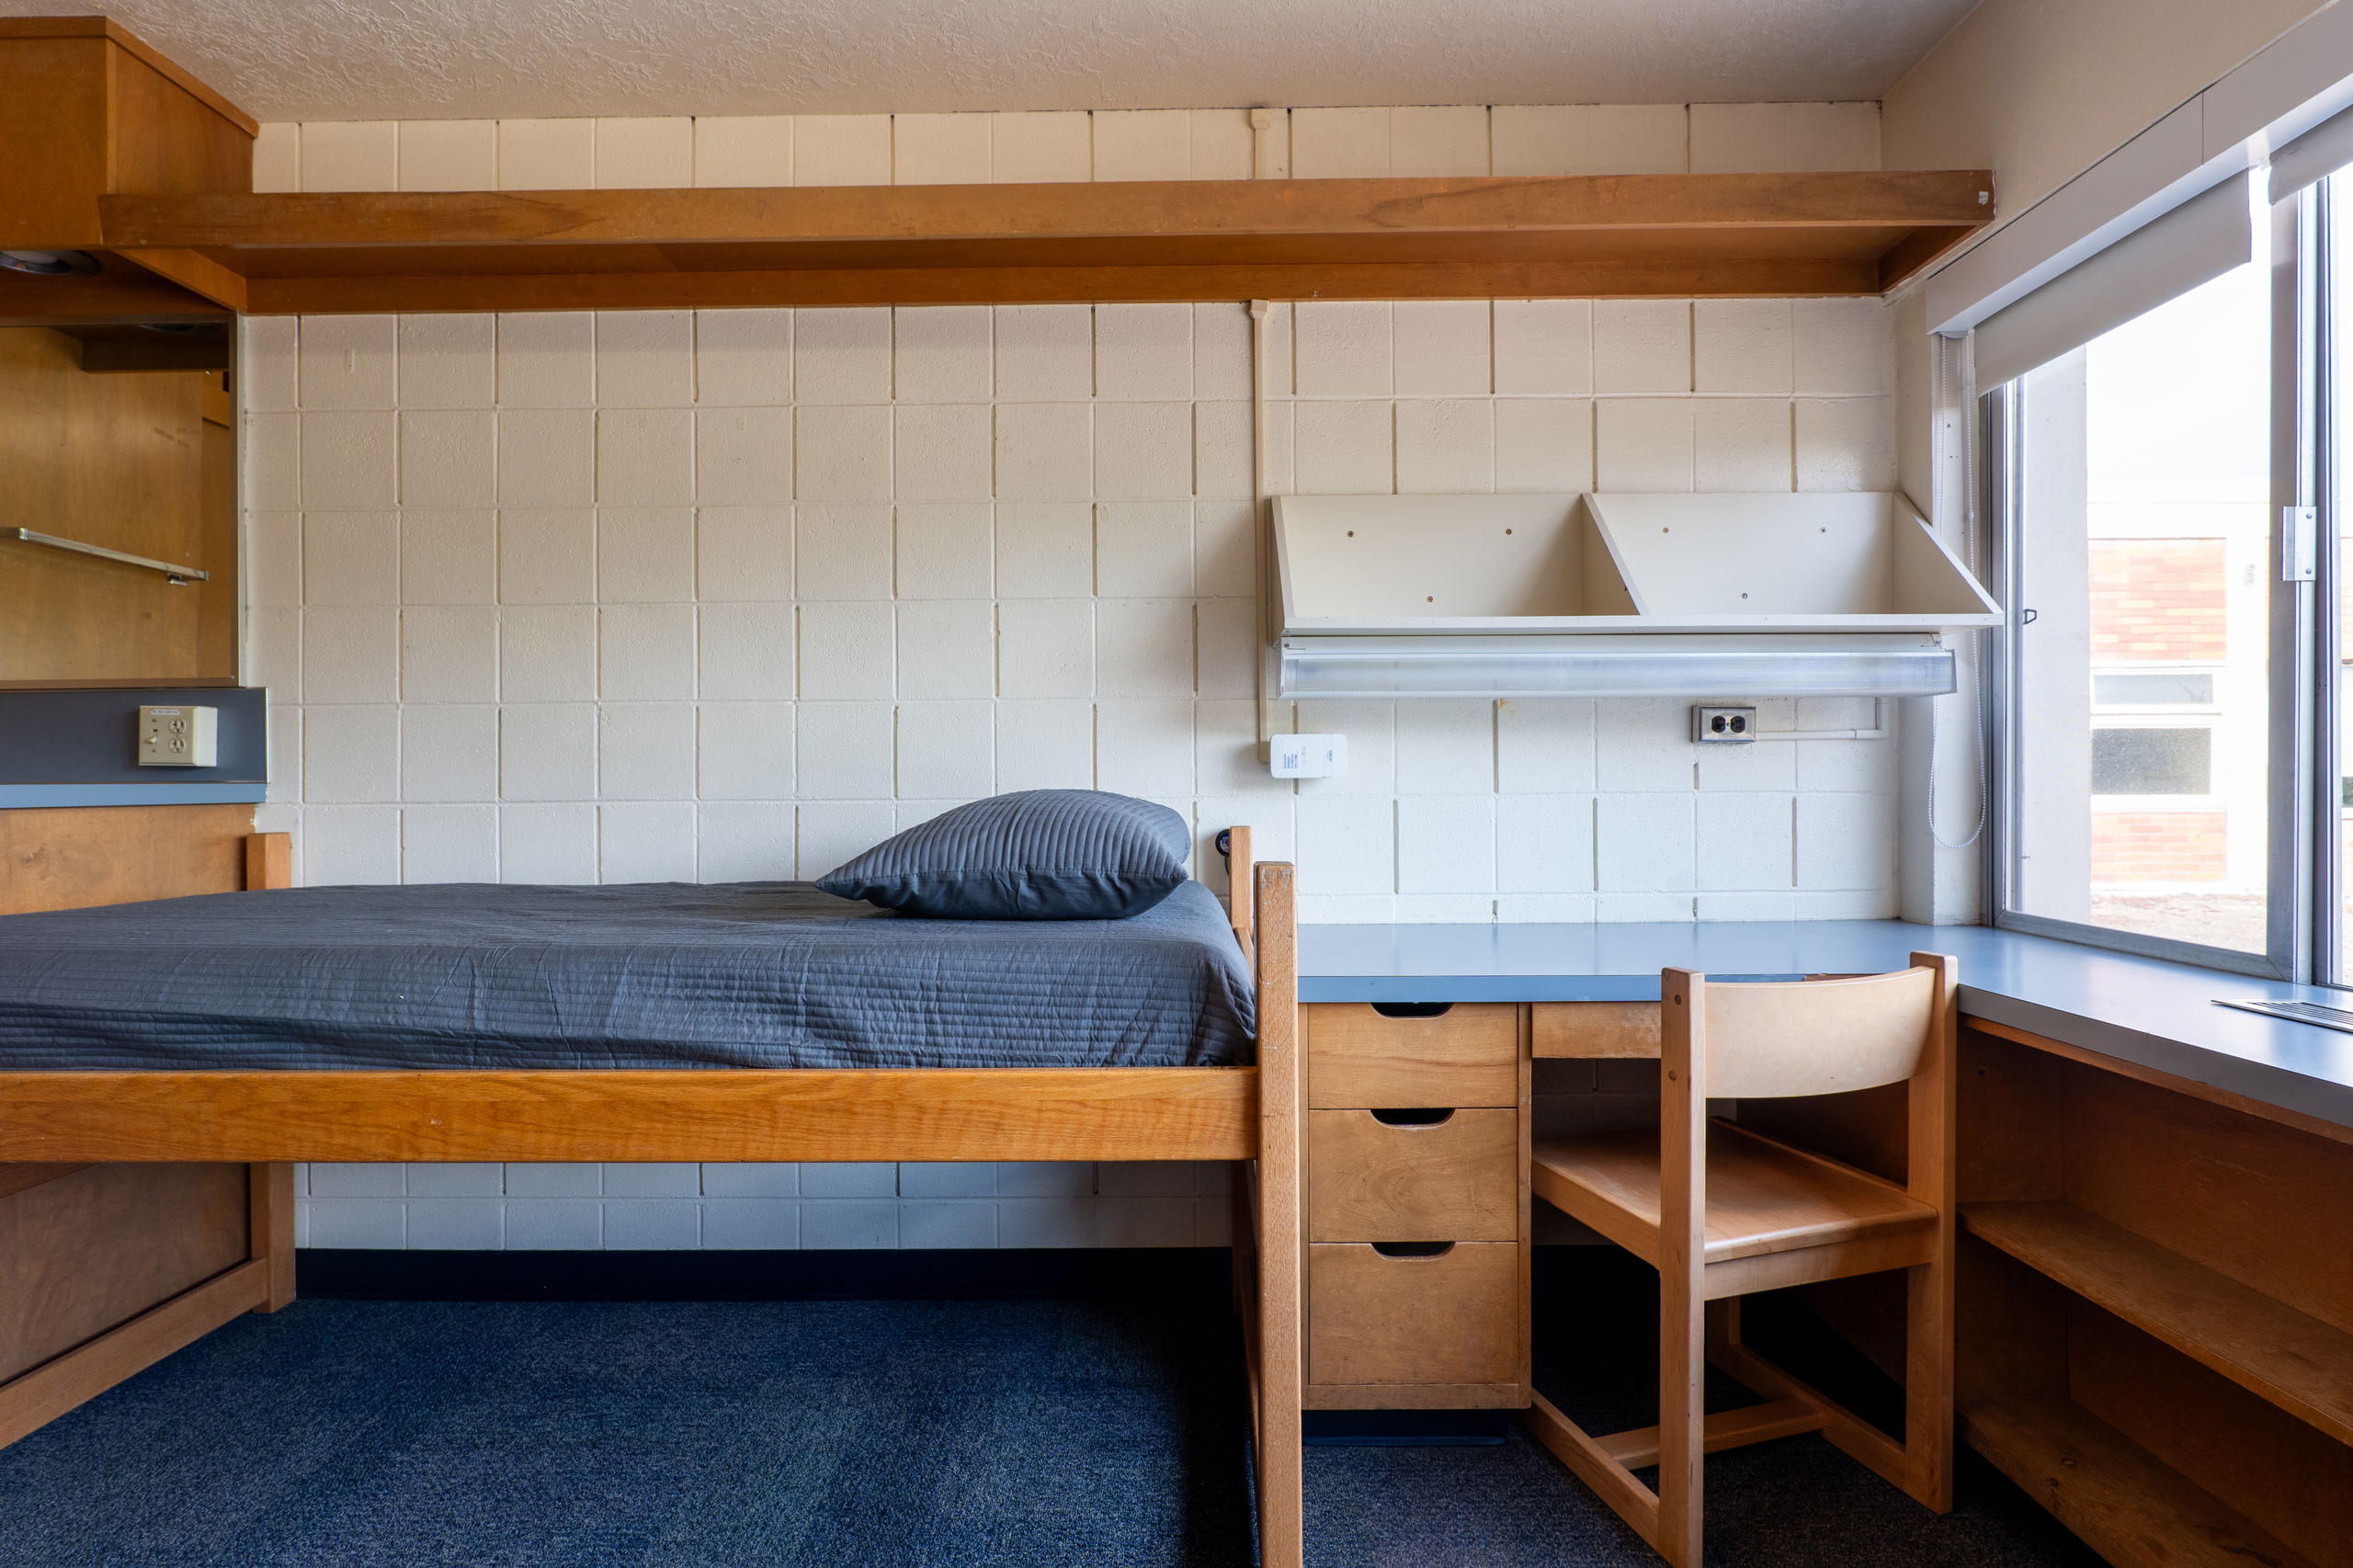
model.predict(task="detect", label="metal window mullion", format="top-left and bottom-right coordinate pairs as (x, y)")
top-left (1982, 381), bottom-right (2022, 926)
top-left (2270, 186), bottom-right (2322, 983)
top-left (2312, 177), bottom-right (2347, 985)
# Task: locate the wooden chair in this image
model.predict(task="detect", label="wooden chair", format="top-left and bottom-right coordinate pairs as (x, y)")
top-left (1523, 953), bottom-right (1958, 1567)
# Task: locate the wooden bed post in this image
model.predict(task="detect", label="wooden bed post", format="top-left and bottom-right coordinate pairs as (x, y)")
top-left (1252, 860), bottom-right (1303, 1568)
top-left (1225, 824), bottom-right (1258, 1320)
top-left (246, 1162), bottom-right (296, 1312)
top-left (1224, 825), bottom-right (1256, 956)
top-left (244, 832), bottom-right (290, 892)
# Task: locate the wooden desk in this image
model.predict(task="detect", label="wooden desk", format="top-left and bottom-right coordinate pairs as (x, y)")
top-left (1299, 971), bottom-right (2353, 1568)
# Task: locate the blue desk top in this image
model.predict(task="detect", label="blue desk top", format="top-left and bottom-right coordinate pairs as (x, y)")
top-left (1298, 920), bottom-right (2353, 1131)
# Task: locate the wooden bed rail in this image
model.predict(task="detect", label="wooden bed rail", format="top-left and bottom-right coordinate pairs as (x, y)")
top-left (0, 1067), bottom-right (1259, 1165)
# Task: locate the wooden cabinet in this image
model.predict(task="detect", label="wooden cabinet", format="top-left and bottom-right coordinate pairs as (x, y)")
top-left (1302, 1003), bottom-right (1529, 1410)
top-left (0, 326), bottom-right (239, 685)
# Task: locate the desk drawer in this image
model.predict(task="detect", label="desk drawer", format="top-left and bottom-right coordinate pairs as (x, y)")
top-left (1306, 1004), bottom-right (1519, 1109)
top-left (1530, 1002), bottom-right (1659, 1059)
top-left (1308, 1108), bottom-right (1518, 1243)
top-left (1308, 1241), bottom-right (1520, 1389)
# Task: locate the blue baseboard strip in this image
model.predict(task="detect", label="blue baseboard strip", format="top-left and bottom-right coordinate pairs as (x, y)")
top-left (0, 783), bottom-right (267, 807)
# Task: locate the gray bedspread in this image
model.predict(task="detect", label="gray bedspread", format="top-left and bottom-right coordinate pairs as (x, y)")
top-left (0, 881), bottom-right (1255, 1071)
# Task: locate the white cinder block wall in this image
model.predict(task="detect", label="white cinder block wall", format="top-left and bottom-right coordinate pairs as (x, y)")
top-left (254, 101), bottom-right (1896, 1250)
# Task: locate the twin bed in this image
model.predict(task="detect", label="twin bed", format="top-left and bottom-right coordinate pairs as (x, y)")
top-left (0, 822), bottom-right (1305, 1566)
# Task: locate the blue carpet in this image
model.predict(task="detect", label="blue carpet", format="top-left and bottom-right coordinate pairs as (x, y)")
top-left (0, 1283), bottom-right (2101, 1566)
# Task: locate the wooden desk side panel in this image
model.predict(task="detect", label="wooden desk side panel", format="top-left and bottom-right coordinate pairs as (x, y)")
top-left (0, 1163), bottom-right (248, 1382)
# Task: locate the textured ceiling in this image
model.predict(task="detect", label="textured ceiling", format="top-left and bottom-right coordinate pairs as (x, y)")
top-left (3, 0), bottom-right (1983, 120)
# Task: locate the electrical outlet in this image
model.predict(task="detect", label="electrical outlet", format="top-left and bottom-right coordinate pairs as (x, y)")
top-left (1690, 706), bottom-right (1756, 744)
top-left (137, 704), bottom-right (217, 767)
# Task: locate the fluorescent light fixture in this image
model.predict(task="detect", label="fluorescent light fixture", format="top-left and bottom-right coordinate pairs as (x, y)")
top-left (1279, 634), bottom-right (1958, 699)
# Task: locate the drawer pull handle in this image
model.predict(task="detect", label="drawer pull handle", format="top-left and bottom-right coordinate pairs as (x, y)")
top-left (1370, 1108), bottom-right (1455, 1127)
top-left (1370, 1241), bottom-right (1455, 1259)
top-left (1370, 1002), bottom-right (1454, 1019)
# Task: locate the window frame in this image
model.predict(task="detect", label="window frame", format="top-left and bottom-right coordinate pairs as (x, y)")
top-left (1985, 185), bottom-right (2322, 983)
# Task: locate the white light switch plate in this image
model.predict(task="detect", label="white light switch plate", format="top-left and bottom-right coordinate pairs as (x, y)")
top-left (1269, 733), bottom-right (1347, 778)
top-left (138, 704), bottom-right (217, 767)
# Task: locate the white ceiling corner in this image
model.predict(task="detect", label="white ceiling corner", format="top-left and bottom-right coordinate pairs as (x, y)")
top-left (1, 0), bottom-right (1980, 122)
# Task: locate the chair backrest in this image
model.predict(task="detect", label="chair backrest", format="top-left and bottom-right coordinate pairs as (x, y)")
top-left (1690, 967), bottom-right (1938, 1099)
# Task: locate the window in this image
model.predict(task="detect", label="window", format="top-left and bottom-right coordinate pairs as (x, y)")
top-left (1993, 146), bottom-right (2353, 983)
top-left (1997, 232), bottom-right (2276, 963)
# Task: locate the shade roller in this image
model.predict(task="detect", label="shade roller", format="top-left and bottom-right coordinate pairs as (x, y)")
top-left (1972, 173), bottom-right (2252, 389)
top-left (2273, 103), bottom-right (2353, 201)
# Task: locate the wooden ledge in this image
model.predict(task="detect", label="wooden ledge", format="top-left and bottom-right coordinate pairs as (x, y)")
top-left (104, 171), bottom-right (1993, 248)
top-left (90, 169), bottom-right (1994, 313)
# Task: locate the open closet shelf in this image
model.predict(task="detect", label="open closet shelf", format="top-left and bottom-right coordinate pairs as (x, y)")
top-left (1962, 1396), bottom-right (2319, 1568)
top-left (1963, 1201), bottom-right (2353, 1447)
top-left (94, 170), bottom-right (1994, 315)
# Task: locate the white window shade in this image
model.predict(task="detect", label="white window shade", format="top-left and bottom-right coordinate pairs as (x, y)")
top-left (2272, 102), bottom-right (2353, 201)
top-left (1972, 173), bottom-right (2254, 390)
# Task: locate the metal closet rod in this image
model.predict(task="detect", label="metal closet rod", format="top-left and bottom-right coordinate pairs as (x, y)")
top-left (8, 528), bottom-right (209, 584)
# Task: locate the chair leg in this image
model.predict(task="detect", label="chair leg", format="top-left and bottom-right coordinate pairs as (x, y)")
top-left (1903, 1256), bottom-right (1956, 1513)
top-left (1654, 1267), bottom-right (1705, 1567)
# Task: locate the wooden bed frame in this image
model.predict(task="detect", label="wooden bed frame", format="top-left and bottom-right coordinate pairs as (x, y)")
top-left (0, 822), bottom-right (1305, 1568)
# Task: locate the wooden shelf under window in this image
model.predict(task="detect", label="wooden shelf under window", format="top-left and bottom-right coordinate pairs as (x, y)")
top-left (1962, 1395), bottom-right (2318, 1568)
top-left (1963, 1200), bottom-right (2353, 1447)
top-left (95, 169), bottom-right (1994, 315)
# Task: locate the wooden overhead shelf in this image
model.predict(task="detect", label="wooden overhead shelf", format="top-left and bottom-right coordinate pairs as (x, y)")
top-left (95, 170), bottom-right (1994, 315)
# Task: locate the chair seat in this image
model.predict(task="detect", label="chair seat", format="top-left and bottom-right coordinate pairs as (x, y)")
top-left (1533, 1119), bottom-right (1935, 1266)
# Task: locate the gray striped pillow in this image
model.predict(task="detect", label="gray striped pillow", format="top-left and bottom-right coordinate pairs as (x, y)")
top-left (816, 790), bottom-right (1192, 919)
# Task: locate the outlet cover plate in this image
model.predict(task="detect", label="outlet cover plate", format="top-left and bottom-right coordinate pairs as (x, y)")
top-left (138, 704), bottom-right (218, 767)
top-left (1690, 705), bottom-right (1756, 744)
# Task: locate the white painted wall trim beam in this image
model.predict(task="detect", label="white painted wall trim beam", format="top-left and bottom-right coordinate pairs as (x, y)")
top-left (1922, 1), bottom-right (2353, 336)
